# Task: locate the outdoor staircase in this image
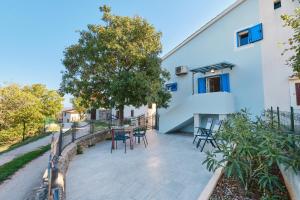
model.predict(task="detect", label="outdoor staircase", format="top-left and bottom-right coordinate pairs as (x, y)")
top-left (159, 92), bottom-right (235, 133)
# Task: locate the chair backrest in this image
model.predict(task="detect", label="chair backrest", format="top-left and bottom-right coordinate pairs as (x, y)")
top-left (212, 120), bottom-right (222, 133)
top-left (206, 118), bottom-right (213, 130)
top-left (113, 128), bottom-right (126, 137)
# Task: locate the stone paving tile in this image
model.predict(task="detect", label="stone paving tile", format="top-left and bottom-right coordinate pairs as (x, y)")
top-left (66, 131), bottom-right (214, 200)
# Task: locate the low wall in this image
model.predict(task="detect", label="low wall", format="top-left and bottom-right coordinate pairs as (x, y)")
top-left (52, 129), bottom-right (111, 200)
top-left (279, 164), bottom-right (300, 200)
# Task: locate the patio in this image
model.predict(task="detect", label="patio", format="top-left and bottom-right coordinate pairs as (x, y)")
top-left (66, 130), bottom-right (214, 200)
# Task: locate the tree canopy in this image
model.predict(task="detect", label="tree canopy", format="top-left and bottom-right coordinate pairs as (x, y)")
top-left (0, 84), bottom-right (63, 144)
top-left (71, 97), bottom-right (87, 120)
top-left (60, 5), bottom-right (171, 121)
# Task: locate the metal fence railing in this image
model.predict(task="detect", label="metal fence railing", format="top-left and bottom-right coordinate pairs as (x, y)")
top-left (266, 106), bottom-right (300, 134)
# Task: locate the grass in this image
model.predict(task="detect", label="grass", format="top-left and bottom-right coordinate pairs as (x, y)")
top-left (94, 121), bottom-right (109, 132)
top-left (0, 132), bottom-right (52, 155)
top-left (0, 144), bottom-right (50, 183)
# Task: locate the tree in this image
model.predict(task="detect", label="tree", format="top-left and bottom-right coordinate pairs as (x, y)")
top-left (23, 84), bottom-right (63, 120)
top-left (281, 7), bottom-right (300, 73)
top-left (71, 97), bottom-right (87, 120)
top-left (0, 85), bottom-right (43, 141)
top-left (60, 5), bottom-right (171, 123)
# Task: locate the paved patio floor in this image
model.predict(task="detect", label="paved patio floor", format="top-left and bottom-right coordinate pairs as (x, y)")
top-left (66, 130), bottom-right (214, 200)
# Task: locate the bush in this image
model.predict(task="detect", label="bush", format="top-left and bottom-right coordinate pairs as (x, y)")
top-left (203, 109), bottom-right (300, 199)
top-left (76, 144), bottom-right (83, 154)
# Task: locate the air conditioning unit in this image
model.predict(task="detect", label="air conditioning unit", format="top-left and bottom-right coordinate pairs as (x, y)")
top-left (175, 66), bottom-right (188, 76)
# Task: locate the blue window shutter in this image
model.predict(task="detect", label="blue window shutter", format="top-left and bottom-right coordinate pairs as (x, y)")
top-left (249, 23), bottom-right (263, 43)
top-left (220, 74), bottom-right (230, 92)
top-left (198, 78), bottom-right (206, 94)
top-left (166, 83), bottom-right (177, 92)
top-left (171, 83), bottom-right (177, 91)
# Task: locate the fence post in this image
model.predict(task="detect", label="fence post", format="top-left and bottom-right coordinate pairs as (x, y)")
top-left (277, 107), bottom-right (280, 130)
top-left (58, 126), bottom-right (63, 156)
top-left (290, 106), bottom-right (295, 132)
top-left (90, 121), bottom-right (94, 134)
top-left (72, 123), bottom-right (76, 142)
top-left (270, 106), bottom-right (274, 129)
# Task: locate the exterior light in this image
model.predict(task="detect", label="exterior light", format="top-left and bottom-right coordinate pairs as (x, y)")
top-left (210, 68), bottom-right (215, 73)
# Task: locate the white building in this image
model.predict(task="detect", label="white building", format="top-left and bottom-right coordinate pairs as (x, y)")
top-left (61, 109), bottom-right (81, 123)
top-left (93, 104), bottom-right (156, 120)
top-left (158, 0), bottom-right (299, 134)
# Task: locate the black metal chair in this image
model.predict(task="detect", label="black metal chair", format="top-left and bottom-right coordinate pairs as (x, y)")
top-left (133, 127), bottom-right (148, 148)
top-left (198, 120), bottom-right (222, 152)
top-left (193, 118), bottom-right (213, 144)
top-left (111, 128), bottom-right (131, 153)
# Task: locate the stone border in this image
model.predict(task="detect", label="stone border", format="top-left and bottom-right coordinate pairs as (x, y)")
top-left (279, 164), bottom-right (300, 200)
top-left (197, 166), bottom-right (225, 200)
top-left (52, 129), bottom-right (111, 200)
top-left (197, 163), bottom-right (298, 200)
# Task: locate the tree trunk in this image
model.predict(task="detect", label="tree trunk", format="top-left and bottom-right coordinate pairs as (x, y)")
top-left (118, 105), bottom-right (124, 126)
top-left (22, 121), bottom-right (26, 141)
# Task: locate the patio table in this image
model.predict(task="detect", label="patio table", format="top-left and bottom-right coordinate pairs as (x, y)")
top-left (111, 126), bottom-right (134, 150)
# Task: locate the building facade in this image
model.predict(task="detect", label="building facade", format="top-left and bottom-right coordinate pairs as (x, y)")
top-left (158, 0), bottom-right (299, 133)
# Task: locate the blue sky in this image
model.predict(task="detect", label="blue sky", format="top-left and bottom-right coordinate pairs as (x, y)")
top-left (0, 0), bottom-right (235, 107)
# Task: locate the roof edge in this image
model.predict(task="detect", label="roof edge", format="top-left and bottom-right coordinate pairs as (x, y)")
top-left (161, 0), bottom-right (247, 61)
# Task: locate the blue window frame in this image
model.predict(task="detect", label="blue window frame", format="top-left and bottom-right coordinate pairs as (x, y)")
top-left (198, 73), bottom-right (230, 94)
top-left (237, 23), bottom-right (263, 47)
top-left (166, 83), bottom-right (177, 92)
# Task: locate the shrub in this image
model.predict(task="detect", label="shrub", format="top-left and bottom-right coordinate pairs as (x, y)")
top-left (76, 144), bottom-right (83, 154)
top-left (203, 109), bottom-right (300, 199)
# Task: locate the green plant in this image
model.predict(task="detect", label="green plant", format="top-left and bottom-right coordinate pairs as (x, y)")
top-left (203, 109), bottom-right (300, 199)
top-left (76, 144), bottom-right (83, 154)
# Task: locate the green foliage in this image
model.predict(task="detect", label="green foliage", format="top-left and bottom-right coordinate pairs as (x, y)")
top-left (71, 97), bottom-right (87, 120)
top-left (24, 84), bottom-right (63, 119)
top-left (0, 144), bottom-right (50, 183)
top-left (281, 7), bottom-right (300, 73)
top-left (76, 144), bottom-right (83, 154)
top-left (60, 5), bottom-right (171, 122)
top-left (203, 110), bottom-right (300, 199)
top-left (0, 84), bottom-right (63, 145)
top-left (0, 132), bottom-right (51, 154)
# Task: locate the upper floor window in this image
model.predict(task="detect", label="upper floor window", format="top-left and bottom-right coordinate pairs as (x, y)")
top-left (198, 73), bottom-right (230, 94)
top-left (236, 23), bottom-right (263, 47)
top-left (237, 30), bottom-right (250, 46)
top-left (166, 82), bottom-right (177, 92)
top-left (131, 110), bottom-right (134, 117)
top-left (274, 0), bottom-right (281, 9)
top-left (207, 76), bottom-right (221, 92)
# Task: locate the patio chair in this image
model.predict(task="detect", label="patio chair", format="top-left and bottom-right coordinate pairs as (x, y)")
top-left (193, 118), bottom-right (213, 144)
top-left (111, 128), bottom-right (131, 153)
top-left (198, 120), bottom-right (222, 152)
top-left (133, 127), bottom-right (148, 148)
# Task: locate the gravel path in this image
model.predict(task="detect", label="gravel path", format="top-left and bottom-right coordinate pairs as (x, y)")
top-left (0, 151), bottom-right (49, 200)
top-left (0, 134), bottom-right (54, 166)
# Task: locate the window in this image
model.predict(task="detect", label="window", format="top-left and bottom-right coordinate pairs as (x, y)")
top-left (148, 103), bottom-right (153, 109)
top-left (116, 110), bottom-right (120, 118)
top-left (198, 73), bottom-right (230, 94)
top-left (131, 110), bottom-right (134, 117)
top-left (274, 0), bottom-right (281, 9)
top-left (236, 23), bottom-right (263, 47)
top-left (237, 30), bottom-right (250, 46)
top-left (64, 112), bottom-right (67, 117)
top-left (166, 83), bottom-right (177, 92)
top-left (207, 76), bottom-right (221, 93)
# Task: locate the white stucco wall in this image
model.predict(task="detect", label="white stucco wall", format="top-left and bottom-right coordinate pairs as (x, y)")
top-left (161, 0), bottom-right (264, 117)
top-left (62, 112), bottom-right (81, 123)
top-left (259, 0), bottom-right (298, 112)
top-left (112, 104), bottom-right (156, 118)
